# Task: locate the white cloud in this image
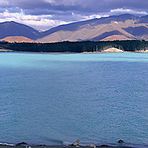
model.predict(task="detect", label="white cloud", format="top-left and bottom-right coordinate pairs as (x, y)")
top-left (44, 0), bottom-right (81, 6)
top-left (0, 0), bottom-right (9, 6)
top-left (0, 9), bottom-right (68, 31)
top-left (83, 14), bottom-right (109, 20)
top-left (110, 8), bottom-right (148, 15)
top-left (0, 6), bottom-right (147, 31)
top-left (71, 12), bottom-right (109, 21)
top-left (0, 9), bottom-right (109, 31)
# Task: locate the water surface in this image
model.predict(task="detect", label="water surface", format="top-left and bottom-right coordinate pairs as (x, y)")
top-left (0, 52), bottom-right (148, 146)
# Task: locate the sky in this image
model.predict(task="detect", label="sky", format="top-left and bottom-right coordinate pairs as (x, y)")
top-left (0, 0), bottom-right (147, 31)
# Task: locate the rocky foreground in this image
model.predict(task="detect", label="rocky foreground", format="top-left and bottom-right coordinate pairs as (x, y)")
top-left (0, 140), bottom-right (147, 148)
top-left (0, 145), bottom-right (139, 148)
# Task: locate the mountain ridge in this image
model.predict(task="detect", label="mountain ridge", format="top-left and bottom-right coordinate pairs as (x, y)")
top-left (0, 14), bottom-right (148, 43)
top-left (0, 21), bottom-right (40, 40)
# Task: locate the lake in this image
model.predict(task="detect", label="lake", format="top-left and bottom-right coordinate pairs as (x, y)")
top-left (0, 52), bottom-right (148, 147)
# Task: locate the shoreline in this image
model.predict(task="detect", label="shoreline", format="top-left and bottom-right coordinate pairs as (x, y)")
top-left (0, 51), bottom-right (147, 55)
top-left (0, 143), bottom-right (147, 148)
top-left (0, 48), bottom-right (12, 52)
top-left (0, 48), bottom-right (148, 54)
top-left (1, 48), bottom-right (148, 55)
top-left (0, 49), bottom-right (144, 54)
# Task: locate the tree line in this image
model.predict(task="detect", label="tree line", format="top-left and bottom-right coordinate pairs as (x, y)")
top-left (0, 40), bottom-right (148, 52)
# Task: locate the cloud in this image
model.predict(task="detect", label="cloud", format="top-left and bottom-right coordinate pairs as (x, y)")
top-left (0, 9), bottom-right (67, 31)
top-left (0, 0), bottom-right (147, 30)
top-left (110, 8), bottom-right (148, 15)
top-left (0, 0), bottom-right (9, 6)
top-left (1, 0), bottom-right (148, 14)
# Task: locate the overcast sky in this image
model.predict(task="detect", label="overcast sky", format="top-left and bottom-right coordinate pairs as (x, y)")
top-left (0, 0), bottom-right (147, 31)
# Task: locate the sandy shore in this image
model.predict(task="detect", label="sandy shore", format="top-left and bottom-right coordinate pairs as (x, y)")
top-left (0, 48), bottom-right (12, 52)
top-left (83, 48), bottom-right (124, 54)
top-left (101, 47), bottom-right (124, 53)
top-left (135, 49), bottom-right (148, 53)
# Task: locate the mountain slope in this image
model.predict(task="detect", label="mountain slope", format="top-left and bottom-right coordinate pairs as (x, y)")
top-left (124, 26), bottom-right (148, 40)
top-left (101, 35), bottom-right (132, 41)
top-left (138, 15), bottom-right (148, 23)
top-left (38, 14), bottom-right (148, 42)
top-left (0, 21), bottom-right (40, 40)
top-left (37, 20), bottom-right (137, 42)
top-left (41, 14), bottom-right (139, 37)
top-left (0, 36), bottom-right (33, 43)
top-left (0, 14), bottom-right (148, 43)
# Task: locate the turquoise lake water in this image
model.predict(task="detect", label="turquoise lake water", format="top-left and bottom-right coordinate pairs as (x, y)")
top-left (0, 52), bottom-right (148, 146)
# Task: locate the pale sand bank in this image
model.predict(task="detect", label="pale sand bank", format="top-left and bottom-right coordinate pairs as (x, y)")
top-left (0, 48), bottom-right (12, 52)
top-left (83, 47), bottom-right (123, 54)
top-left (102, 47), bottom-right (124, 53)
top-left (135, 49), bottom-right (148, 53)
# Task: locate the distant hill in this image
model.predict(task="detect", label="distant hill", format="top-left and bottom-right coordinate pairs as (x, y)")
top-left (0, 21), bottom-right (40, 40)
top-left (0, 14), bottom-right (148, 43)
top-left (0, 36), bottom-right (33, 43)
top-left (101, 35), bottom-right (131, 41)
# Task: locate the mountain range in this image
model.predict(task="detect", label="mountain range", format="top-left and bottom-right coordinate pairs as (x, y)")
top-left (0, 14), bottom-right (148, 43)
